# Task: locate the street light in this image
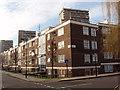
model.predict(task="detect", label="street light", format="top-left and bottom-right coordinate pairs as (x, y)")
top-left (94, 54), bottom-right (98, 77)
top-left (14, 48), bottom-right (17, 73)
top-left (25, 41), bottom-right (28, 78)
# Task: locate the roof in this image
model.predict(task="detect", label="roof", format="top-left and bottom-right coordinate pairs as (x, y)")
top-left (59, 8), bottom-right (89, 15)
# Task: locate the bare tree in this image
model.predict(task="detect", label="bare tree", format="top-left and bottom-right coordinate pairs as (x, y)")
top-left (103, 0), bottom-right (120, 58)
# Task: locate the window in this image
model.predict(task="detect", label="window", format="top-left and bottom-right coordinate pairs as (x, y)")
top-left (104, 65), bottom-right (113, 72)
top-left (29, 42), bottom-right (31, 47)
top-left (47, 34), bottom-right (50, 40)
top-left (102, 27), bottom-right (110, 34)
top-left (103, 39), bottom-right (107, 47)
top-left (35, 49), bottom-right (37, 54)
top-left (58, 55), bottom-right (65, 63)
top-left (68, 45), bottom-right (76, 48)
top-left (48, 69), bottom-right (51, 75)
top-left (84, 40), bottom-right (90, 49)
top-left (83, 26), bottom-right (89, 35)
top-left (23, 53), bottom-right (25, 56)
top-left (104, 52), bottom-right (113, 59)
top-left (59, 70), bottom-right (65, 77)
top-left (47, 58), bottom-right (51, 62)
top-left (23, 45), bottom-right (25, 50)
top-left (47, 45), bottom-right (50, 51)
top-left (32, 59), bottom-right (35, 64)
top-left (92, 53), bottom-right (98, 62)
top-left (91, 41), bottom-right (97, 49)
top-left (58, 41), bottom-right (64, 49)
top-left (58, 28), bottom-right (64, 36)
top-left (32, 41), bottom-right (35, 46)
top-left (91, 28), bottom-right (96, 36)
top-left (29, 60), bottom-right (32, 64)
top-left (29, 51), bottom-right (32, 56)
top-left (84, 54), bottom-right (90, 63)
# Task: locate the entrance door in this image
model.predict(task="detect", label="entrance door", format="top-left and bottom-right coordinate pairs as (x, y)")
top-left (59, 70), bottom-right (65, 77)
top-left (85, 68), bottom-right (91, 76)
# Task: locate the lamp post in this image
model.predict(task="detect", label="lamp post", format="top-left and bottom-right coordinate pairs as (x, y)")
top-left (25, 41), bottom-right (27, 78)
top-left (95, 55), bottom-right (98, 77)
top-left (64, 59), bottom-right (68, 77)
top-left (14, 48), bottom-right (17, 73)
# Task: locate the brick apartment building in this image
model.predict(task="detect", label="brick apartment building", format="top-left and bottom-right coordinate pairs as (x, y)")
top-left (97, 23), bottom-right (120, 73)
top-left (18, 30), bottom-right (36, 45)
top-left (19, 36), bottom-right (38, 73)
top-left (1, 8), bottom-right (120, 78)
top-left (45, 20), bottom-right (100, 77)
top-left (0, 40), bottom-right (13, 53)
top-left (1, 21), bottom-right (119, 77)
top-left (59, 8), bottom-right (89, 24)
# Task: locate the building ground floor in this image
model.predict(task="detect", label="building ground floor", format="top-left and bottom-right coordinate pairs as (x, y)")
top-left (2, 65), bottom-right (46, 74)
top-left (46, 63), bottom-right (120, 78)
top-left (2, 63), bottom-right (120, 78)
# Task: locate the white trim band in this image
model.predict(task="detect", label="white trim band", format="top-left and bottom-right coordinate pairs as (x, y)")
top-left (101, 62), bottom-right (120, 65)
top-left (46, 66), bottom-right (101, 69)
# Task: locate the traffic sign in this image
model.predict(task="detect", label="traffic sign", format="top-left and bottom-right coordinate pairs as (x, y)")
top-left (64, 59), bottom-right (68, 63)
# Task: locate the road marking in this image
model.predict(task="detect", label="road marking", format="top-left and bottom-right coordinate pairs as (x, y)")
top-left (63, 83), bottom-right (91, 88)
top-left (61, 87), bottom-right (66, 88)
top-left (50, 86), bottom-right (56, 89)
top-left (114, 85), bottom-right (119, 90)
top-left (34, 82), bottom-right (56, 89)
top-left (44, 85), bottom-right (47, 86)
top-left (46, 86), bottom-right (51, 88)
top-left (35, 83), bottom-right (39, 85)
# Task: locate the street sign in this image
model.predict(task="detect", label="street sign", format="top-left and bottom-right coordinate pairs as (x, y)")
top-left (64, 59), bottom-right (68, 63)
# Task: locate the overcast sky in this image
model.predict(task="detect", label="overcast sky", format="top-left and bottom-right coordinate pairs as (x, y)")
top-left (0, 0), bottom-right (108, 46)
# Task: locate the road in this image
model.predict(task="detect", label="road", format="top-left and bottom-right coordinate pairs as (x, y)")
top-left (2, 73), bottom-right (48, 89)
top-left (2, 73), bottom-right (120, 90)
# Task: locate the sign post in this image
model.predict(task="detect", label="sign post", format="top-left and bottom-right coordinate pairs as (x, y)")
top-left (64, 60), bottom-right (68, 77)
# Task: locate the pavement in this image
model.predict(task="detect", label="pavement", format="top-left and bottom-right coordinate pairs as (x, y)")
top-left (2, 70), bottom-right (120, 83)
top-left (60, 72), bottom-right (120, 81)
top-left (2, 71), bottom-right (60, 83)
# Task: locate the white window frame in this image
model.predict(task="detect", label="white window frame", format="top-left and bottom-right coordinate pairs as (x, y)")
top-left (47, 45), bottom-right (50, 51)
top-left (91, 41), bottom-right (97, 50)
top-left (58, 55), bottom-right (65, 63)
top-left (58, 41), bottom-right (64, 49)
top-left (91, 28), bottom-right (96, 36)
top-left (83, 26), bottom-right (89, 35)
top-left (84, 54), bottom-right (90, 63)
top-left (102, 27), bottom-right (110, 34)
top-left (48, 69), bottom-right (51, 75)
top-left (47, 34), bottom-right (50, 40)
top-left (104, 52), bottom-right (113, 59)
top-left (92, 53), bottom-right (98, 62)
top-left (84, 40), bottom-right (90, 49)
top-left (58, 28), bottom-right (64, 36)
top-left (47, 58), bottom-right (51, 63)
top-left (104, 65), bottom-right (113, 72)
